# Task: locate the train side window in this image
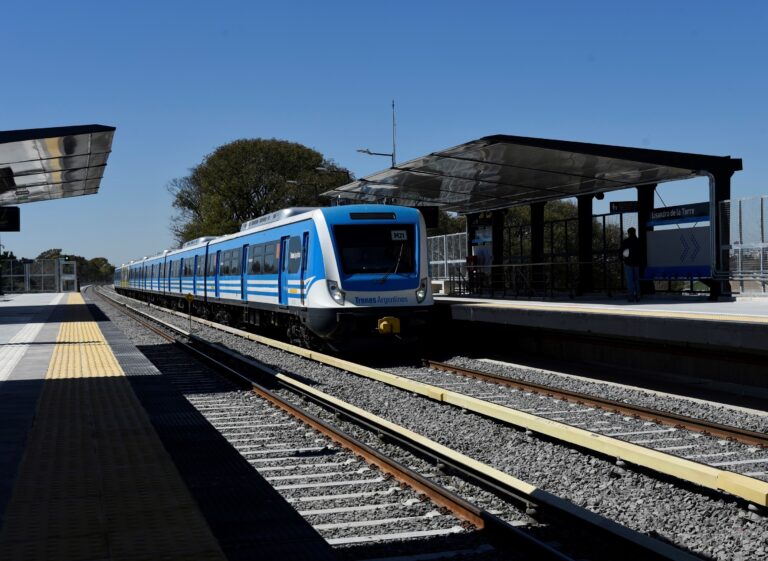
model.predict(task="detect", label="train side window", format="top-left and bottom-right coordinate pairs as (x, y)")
top-left (248, 244), bottom-right (264, 274)
top-left (196, 255), bottom-right (205, 277)
top-left (232, 248), bottom-right (242, 275)
top-left (207, 253), bottom-right (216, 276)
top-left (287, 236), bottom-right (301, 274)
top-left (221, 251), bottom-right (228, 276)
top-left (301, 232), bottom-right (309, 272)
top-left (226, 250), bottom-right (234, 275)
top-left (263, 243), bottom-right (276, 274)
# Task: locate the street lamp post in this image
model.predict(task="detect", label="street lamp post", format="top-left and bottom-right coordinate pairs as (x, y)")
top-left (357, 100), bottom-right (397, 168)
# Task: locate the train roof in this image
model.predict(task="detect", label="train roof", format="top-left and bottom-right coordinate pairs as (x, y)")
top-left (121, 205), bottom-right (423, 267)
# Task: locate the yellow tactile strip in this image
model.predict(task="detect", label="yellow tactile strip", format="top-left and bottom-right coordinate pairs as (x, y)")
top-left (0, 293), bottom-right (226, 561)
top-left (47, 321), bottom-right (124, 378)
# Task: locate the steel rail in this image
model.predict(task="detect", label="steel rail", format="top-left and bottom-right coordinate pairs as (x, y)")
top-left (425, 360), bottom-right (768, 448)
top-left (91, 287), bottom-right (572, 561)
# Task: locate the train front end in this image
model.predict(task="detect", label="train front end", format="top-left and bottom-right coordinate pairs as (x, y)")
top-left (309, 205), bottom-right (433, 342)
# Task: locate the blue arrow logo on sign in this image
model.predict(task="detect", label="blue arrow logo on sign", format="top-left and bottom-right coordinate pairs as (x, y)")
top-left (680, 234), bottom-right (690, 262)
top-left (690, 235), bottom-right (700, 261)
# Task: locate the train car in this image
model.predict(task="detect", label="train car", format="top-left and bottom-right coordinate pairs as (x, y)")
top-left (115, 205), bottom-right (432, 347)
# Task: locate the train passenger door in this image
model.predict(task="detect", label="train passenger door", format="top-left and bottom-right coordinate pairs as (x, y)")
top-left (278, 236), bottom-right (289, 307)
top-left (214, 250), bottom-right (221, 299)
top-left (192, 255), bottom-right (198, 296)
top-left (300, 232), bottom-right (309, 305)
top-left (281, 235), bottom-right (302, 308)
top-left (241, 244), bottom-right (248, 302)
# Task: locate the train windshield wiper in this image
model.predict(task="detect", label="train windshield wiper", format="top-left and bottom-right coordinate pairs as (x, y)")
top-left (380, 243), bottom-right (404, 284)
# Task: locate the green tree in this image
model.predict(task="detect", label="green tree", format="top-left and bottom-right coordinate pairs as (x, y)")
top-left (429, 211), bottom-right (466, 235)
top-left (168, 138), bottom-right (352, 245)
top-left (36, 248), bottom-right (62, 259)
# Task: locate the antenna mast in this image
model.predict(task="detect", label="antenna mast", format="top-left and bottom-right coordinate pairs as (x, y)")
top-left (391, 99), bottom-right (396, 168)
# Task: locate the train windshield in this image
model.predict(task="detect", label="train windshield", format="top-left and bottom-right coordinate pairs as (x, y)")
top-left (333, 224), bottom-right (415, 275)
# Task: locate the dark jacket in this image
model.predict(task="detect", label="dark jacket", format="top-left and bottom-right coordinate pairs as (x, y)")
top-left (620, 235), bottom-right (641, 266)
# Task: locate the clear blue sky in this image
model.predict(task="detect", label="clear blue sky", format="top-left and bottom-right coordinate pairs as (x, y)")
top-left (2, 1), bottom-right (766, 266)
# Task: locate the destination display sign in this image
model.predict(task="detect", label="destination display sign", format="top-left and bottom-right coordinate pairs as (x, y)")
top-left (610, 201), bottom-right (637, 213)
top-left (0, 206), bottom-right (20, 232)
top-left (649, 202), bottom-right (709, 225)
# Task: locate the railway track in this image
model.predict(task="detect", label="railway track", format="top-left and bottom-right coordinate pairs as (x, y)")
top-left (92, 285), bottom-right (712, 560)
top-left (89, 288), bottom-right (569, 560)
top-left (423, 360), bottom-right (768, 449)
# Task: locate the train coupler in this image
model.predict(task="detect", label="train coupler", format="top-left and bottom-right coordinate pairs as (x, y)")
top-left (377, 316), bottom-right (401, 334)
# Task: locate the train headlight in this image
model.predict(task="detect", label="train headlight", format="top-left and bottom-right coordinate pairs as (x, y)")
top-left (415, 277), bottom-right (428, 303)
top-left (327, 280), bottom-right (345, 305)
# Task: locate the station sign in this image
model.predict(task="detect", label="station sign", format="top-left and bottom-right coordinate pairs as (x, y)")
top-left (646, 226), bottom-right (711, 278)
top-left (0, 206), bottom-right (20, 232)
top-left (610, 201), bottom-right (637, 213)
top-left (649, 202), bottom-right (709, 225)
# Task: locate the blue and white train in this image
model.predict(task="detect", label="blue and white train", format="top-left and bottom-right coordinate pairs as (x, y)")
top-left (114, 205), bottom-right (432, 347)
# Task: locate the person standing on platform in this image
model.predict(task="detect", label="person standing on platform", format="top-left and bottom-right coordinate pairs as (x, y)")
top-left (620, 227), bottom-right (641, 302)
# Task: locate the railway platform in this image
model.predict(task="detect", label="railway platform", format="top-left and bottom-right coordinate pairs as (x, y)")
top-left (436, 295), bottom-right (768, 395)
top-left (0, 292), bottom-right (336, 561)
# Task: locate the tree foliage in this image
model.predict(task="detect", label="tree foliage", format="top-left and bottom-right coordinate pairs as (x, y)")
top-left (429, 211), bottom-right (466, 235)
top-left (169, 138), bottom-right (352, 245)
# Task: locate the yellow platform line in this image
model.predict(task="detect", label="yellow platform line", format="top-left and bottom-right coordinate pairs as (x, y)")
top-left (0, 292), bottom-right (226, 561)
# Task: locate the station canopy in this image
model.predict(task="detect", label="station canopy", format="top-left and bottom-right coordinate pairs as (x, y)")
top-left (323, 134), bottom-right (742, 214)
top-left (0, 124), bottom-right (116, 206)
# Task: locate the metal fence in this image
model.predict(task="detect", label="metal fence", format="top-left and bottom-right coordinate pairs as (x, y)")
top-left (428, 212), bottom-right (637, 296)
top-left (427, 232), bottom-right (468, 293)
top-left (0, 259), bottom-right (77, 293)
top-left (719, 196), bottom-right (768, 291)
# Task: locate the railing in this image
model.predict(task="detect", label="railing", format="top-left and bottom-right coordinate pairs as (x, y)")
top-left (428, 233), bottom-right (467, 288)
top-left (456, 259), bottom-right (622, 298)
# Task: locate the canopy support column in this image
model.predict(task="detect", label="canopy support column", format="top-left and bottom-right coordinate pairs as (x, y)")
top-left (491, 209), bottom-right (505, 294)
top-left (706, 171), bottom-right (734, 299)
top-left (577, 195), bottom-right (593, 295)
top-left (637, 184), bottom-right (656, 296)
top-left (531, 202), bottom-right (545, 292)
